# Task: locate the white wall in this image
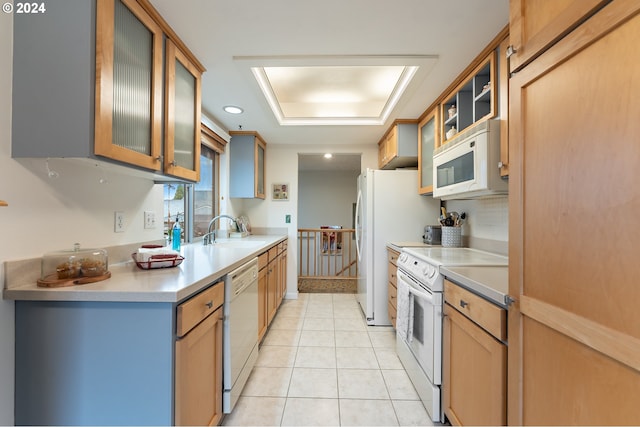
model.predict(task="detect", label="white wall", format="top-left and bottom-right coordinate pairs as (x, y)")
top-left (298, 170), bottom-right (359, 228)
top-left (0, 14), bottom-right (165, 425)
top-left (234, 143), bottom-right (377, 298)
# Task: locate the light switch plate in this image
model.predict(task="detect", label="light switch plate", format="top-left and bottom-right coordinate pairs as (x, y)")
top-left (144, 211), bottom-right (156, 229)
top-left (285, 214), bottom-right (291, 224)
top-left (114, 211), bottom-right (125, 233)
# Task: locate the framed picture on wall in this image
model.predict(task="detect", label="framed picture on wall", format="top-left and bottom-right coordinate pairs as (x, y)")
top-left (272, 183), bottom-right (289, 200)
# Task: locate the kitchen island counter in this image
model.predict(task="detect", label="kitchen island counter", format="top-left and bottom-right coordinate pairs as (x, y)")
top-left (3, 234), bottom-right (286, 303)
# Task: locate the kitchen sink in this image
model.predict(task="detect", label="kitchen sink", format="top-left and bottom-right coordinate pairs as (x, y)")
top-left (211, 239), bottom-right (266, 249)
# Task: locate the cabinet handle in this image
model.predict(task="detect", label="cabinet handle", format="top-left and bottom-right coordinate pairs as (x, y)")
top-left (170, 160), bottom-right (177, 167)
top-left (459, 300), bottom-right (469, 309)
top-left (506, 45), bottom-right (517, 58)
top-left (205, 301), bottom-right (213, 309)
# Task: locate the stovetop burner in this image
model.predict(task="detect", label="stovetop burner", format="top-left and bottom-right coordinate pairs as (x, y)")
top-left (403, 247), bottom-right (508, 267)
top-left (397, 247), bottom-right (508, 292)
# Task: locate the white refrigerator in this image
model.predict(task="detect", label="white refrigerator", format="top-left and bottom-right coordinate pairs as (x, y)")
top-left (355, 169), bottom-right (440, 325)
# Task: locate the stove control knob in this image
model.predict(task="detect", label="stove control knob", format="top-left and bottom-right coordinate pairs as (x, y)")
top-left (422, 266), bottom-right (429, 277)
top-left (427, 266), bottom-right (437, 278)
top-left (399, 253), bottom-right (407, 263)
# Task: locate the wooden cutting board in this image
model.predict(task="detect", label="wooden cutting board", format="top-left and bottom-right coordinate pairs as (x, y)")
top-left (37, 271), bottom-right (111, 288)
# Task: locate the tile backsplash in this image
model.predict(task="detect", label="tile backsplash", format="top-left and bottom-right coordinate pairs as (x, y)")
top-left (444, 195), bottom-right (508, 254)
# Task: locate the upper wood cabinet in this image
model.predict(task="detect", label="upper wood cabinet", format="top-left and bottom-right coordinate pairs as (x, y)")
top-left (94, 0), bottom-right (164, 172)
top-left (417, 108), bottom-right (439, 194)
top-left (378, 121), bottom-right (419, 169)
top-left (441, 52), bottom-right (496, 145)
top-left (508, 0), bottom-right (609, 72)
top-left (229, 131), bottom-right (267, 199)
top-left (12, 0), bottom-right (205, 182)
top-left (415, 26), bottom-right (509, 191)
top-left (164, 39), bottom-right (202, 181)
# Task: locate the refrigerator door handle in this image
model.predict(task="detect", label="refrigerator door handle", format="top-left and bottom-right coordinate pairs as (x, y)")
top-left (355, 189), bottom-right (362, 262)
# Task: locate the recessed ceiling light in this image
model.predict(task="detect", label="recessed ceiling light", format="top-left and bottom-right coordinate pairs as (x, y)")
top-left (223, 105), bottom-right (244, 114)
top-left (324, 153), bottom-right (333, 159)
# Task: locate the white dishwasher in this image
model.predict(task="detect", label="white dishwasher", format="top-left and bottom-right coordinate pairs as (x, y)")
top-left (223, 257), bottom-right (259, 413)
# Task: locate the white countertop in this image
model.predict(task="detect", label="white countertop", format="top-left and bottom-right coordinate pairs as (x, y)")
top-left (387, 241), bottom-right (436, 252)
top-left (3, 235), bottom-right (286, 303)
top-left (441, 265), bottom-right (509, 307)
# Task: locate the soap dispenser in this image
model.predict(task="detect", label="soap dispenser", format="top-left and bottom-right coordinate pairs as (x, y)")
top-left (172, 216), bottom-right (181, 251)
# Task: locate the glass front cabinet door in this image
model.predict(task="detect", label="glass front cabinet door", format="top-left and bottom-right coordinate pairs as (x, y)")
top-left (94, 0), bottom-right (203, 181)
top-left (164, 39), bottom-right (202, 182)
top-left (418, 108), bottom-right (439, 195)
top-left (94, 0), bottom-right (164, 171)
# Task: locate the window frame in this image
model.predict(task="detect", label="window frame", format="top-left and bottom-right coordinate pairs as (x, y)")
top-left (164, 124), bottom-right (226, 244)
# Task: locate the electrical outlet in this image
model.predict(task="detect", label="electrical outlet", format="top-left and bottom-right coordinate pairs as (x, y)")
top-left (144, 211), bottom-right (156, 229)
top-left (114, 211), bottom-right (125, 233)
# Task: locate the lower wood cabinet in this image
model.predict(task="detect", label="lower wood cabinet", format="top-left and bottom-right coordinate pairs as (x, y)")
top-left (258, 253), bottom-right (269, 341)
top-left (278, 242), bottom-right (288, 304)
top-left (387, 247), bottom-right (399, 328)
top-left (443, 280), bottom-right (506, 426)
top-left (258, 239), bottom-right (288, 342)
top-left (267, 245), bottom-right (279, 323)
top-left (175, 281), bottom-right (224, 426)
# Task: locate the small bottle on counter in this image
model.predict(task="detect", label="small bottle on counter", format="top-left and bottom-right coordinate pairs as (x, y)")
top-left (172, 216), bottom-right (181, 251)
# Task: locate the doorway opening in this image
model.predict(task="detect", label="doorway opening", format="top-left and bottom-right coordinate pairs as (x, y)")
top-left (297, 153), bottom-right (361, 293)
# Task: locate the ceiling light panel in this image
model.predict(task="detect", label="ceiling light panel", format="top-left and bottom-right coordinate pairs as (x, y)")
top-left (253, 64), bottom-right (418, 125)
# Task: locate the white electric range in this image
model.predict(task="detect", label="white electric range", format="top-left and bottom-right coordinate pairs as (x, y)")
top-left (395, 247), bottom-right (508, 422)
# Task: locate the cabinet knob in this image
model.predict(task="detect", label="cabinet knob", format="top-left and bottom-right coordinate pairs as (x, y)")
top-left (155, 155), bottom-right (163, 162)
top-left (506, 45), bottom-right (517, 59)
top-left (459, 300), bottom-right (469, 309)
top-left (205, 301), bottom-right (213, 309)
top-left (498, 161), bottom-right (504, 169)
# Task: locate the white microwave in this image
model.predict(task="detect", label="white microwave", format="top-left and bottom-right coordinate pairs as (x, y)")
top-left (433, 120), bottom-right (507, 200)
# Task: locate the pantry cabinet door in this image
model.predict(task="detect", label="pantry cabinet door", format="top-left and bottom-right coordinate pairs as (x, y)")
top-left (508, 2), bottom-right (640, 424)
top-left (508, 0), bottom-right (608, 72)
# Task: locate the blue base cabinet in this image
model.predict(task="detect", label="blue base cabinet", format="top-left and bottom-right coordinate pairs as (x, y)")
top-left (15, 301), bottom-right (175, 426)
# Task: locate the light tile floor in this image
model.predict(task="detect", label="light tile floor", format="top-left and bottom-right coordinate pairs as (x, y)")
top-left (223, 293), bottom-right (434, 426)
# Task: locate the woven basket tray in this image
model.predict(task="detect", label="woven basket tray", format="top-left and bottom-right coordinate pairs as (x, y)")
top-left (132, 253), bottom-right (184, 270)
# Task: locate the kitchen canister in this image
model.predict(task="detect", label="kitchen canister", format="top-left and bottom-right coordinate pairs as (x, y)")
top-left (441, 226), bottom-right (462, 247)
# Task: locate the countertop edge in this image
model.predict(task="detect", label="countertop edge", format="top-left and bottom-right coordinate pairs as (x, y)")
top-left (3, 235), bottom-right (287, 303)
top-left (441, 266), bottom-right (508, 309)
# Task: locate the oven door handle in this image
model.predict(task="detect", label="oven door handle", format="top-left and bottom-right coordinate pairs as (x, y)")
top-left (398, 270), bottom-right (435, 304)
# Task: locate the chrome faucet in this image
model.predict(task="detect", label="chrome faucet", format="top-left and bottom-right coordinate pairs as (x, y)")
top-left (203, 215), bottom-right (238, 245)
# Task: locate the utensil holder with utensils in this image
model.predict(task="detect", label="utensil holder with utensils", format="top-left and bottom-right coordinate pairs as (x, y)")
top-left (442, 226), bottom-right (462, 247)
